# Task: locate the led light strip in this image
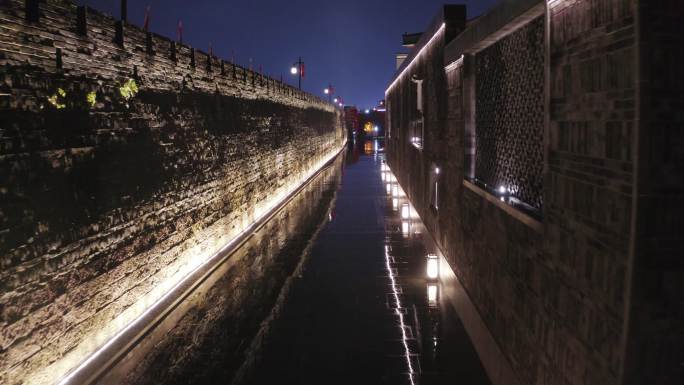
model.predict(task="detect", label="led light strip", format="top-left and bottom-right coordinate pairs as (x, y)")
top-left (385, 23), bottom-right (446, 94)
top-left (57, 141), bottom-right (346, 385)
top-left (385, 244), bottom-right (416, 385)
top-left (444, 54), bottom-right (464, 73)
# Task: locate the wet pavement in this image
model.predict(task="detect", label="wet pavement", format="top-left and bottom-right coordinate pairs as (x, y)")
top-left (242, 140), bottom-right (491, 385)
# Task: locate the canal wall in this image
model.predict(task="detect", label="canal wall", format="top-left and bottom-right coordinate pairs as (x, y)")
top-left (386, 1), bottom-right (682, 385)
top-left (0, 1), bottom-right (346, 384)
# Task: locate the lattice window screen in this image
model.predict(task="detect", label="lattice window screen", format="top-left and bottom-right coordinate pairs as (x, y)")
top-left (475, 16), bottom-right (545, 210)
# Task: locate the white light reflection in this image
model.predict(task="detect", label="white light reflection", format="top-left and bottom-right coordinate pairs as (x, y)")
top-left (386, 183), bottom-right (392, 194)
top-left (402, 221), bottom-right (410, 236)
top-left (392, 184), bottom-right (399, 197)
top-left (385, 245), bottom-right (417, 385)
top-left (381, 172), bottom-right (386, 182)
top-left (392, 198), bottom-right (398, 211)
top-left (401, 203), bottom-right (410, 219)
top-left (426, 254), bottom-right (439, 280)
top-left (427, 283), bottom-right (438, 307)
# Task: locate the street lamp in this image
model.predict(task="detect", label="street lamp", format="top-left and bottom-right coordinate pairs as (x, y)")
top-left (290, 57), bottom-right (304, 89)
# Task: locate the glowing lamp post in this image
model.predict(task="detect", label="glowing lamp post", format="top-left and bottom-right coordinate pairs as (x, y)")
top-left (290, 57), bottom-right (304, 89)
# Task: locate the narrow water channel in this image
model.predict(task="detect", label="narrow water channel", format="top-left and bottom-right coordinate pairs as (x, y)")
top-left (106, 140), bottom-right (490, 385)
top-left (239, 139), bottom-right (491, 385)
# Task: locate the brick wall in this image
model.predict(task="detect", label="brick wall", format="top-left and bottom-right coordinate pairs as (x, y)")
top-left (0, 1), bottom-right (345, 384)
top-left (387, 1), bottom-right (682, 385)
top-left (546, 1), bottom-right (637, 383)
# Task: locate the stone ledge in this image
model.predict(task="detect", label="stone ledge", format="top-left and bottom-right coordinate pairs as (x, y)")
top-left (463, 179), bottom-right (543, 233)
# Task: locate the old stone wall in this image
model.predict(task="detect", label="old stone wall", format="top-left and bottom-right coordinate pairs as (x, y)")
top-left (0, 1), bottom-right (345, 384)
top-left (99, 155), bottom-right (344, 385)
top-left (387, 1), bottom-right (681, 385)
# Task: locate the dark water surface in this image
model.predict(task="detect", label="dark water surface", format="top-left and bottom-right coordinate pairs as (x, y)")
top-left (113, 140), bottom-right (490, 385)
top-left (240, 140), bottom-right (491, 385)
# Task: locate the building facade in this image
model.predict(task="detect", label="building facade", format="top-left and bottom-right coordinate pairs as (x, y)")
top-left (385, 1), bottom-right (683, 385)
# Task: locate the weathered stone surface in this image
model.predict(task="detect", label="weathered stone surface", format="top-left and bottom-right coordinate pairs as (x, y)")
top-left (0, 1), bottom-right (345, 384)
top-left (387, 1), bottom-right (682, 385)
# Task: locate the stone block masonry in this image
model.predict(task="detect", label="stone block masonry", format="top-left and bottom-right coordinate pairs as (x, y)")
top-left (0, 1), bottom-right (346, 384)
top-left (386, 1), bottom-right (682, 385)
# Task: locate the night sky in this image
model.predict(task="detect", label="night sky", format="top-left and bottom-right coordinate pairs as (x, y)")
top-left (76, 0), bottom-right (498, 109)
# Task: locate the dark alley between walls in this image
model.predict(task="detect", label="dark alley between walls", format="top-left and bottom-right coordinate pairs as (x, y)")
top-left (1, 1), bottom-right (682, 385)
top-left (101, 140), bottom-right (491, 385)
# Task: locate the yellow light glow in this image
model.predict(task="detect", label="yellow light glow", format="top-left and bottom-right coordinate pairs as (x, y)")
top-left (53, 139), bottom-right (347, 385)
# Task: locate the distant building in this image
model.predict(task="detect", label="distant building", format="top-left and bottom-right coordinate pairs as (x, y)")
top-left (358, 100), bottom-right (385, 138)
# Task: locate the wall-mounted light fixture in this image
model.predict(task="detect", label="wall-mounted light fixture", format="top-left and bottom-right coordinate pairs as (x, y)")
top-left (498, 185), bottom-right (511, 202)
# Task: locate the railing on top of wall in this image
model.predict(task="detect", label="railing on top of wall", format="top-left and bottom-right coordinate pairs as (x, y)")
top-left (8, 0), bottom-right (333, 109)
